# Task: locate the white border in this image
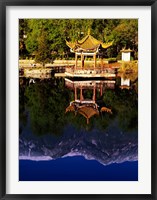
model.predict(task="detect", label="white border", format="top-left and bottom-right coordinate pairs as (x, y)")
top-left (6, 6), bottom-right (151, 194)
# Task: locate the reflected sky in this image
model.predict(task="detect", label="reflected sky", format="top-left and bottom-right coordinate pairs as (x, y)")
top-left (19, 76), bottom-right (138, 181)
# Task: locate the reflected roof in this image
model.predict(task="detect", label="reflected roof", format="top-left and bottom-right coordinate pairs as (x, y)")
top-left (78, 106), bottom-right (99, 120)
top-left (65, 103), bottom-right (99, 124)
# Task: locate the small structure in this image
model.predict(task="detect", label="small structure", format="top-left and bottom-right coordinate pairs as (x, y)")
top-left (65, 79), bottom-right (112, 124)
top-left (24, 68), bottom-right (52, 79)
top-left (66, 30), bottom-right (113, 78)
top-left (120, 48), bottom-right (133, 61)
top-left (119, 77), bottom-right (130, 89)
top-left (121, 77), bottom-right (130, 86)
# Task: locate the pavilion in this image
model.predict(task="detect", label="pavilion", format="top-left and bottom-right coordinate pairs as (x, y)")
top-left (65, 31), bottom-right (114, 78)
top-left (65, 79), bottom-right (112, 124)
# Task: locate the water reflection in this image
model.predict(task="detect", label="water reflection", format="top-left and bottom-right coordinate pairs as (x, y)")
top-left (20, 123), bottom-right (137, 166)
top-left (65, 79), bottom-right (113, 124)
top-left (19, 76), bottom-right (138, 167)
top-left (120, 77), bottom-right (130, 90)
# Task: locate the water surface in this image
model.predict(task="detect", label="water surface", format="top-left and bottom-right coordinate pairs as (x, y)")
top-left (19, 76), bottom-right (138, 181)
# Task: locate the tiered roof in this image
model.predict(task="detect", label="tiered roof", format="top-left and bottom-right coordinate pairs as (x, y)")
top-left (66, 33), bottom-right (113, 53)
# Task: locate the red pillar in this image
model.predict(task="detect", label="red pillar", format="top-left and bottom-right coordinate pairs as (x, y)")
top-left (80, 86), bottom-right (83, 102)
top-left (74, 86), bottom-right (77, 101)
top-left (100, 83), bottom-right (103, 96)
top-left (93, 85), bottom-right (96, 102)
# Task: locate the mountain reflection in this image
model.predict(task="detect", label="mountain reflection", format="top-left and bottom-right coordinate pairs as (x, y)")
top-left (19, 121), bottom-right (137, 165)
top-left (19, 77), bottom-right (138, 166)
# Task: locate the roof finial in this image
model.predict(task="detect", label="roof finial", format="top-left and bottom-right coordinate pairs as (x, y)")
top-left (88, 28), bottom-right (91, 35)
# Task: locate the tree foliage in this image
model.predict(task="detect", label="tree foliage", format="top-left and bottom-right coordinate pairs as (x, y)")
top-left (34, 30), bottom-right (51, 66)
top-left (19, 19), bottom-right (138, 62)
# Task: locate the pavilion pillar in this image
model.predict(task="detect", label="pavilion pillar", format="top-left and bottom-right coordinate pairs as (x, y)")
top-left (74, 86), bottom-right (77, 101)
top-left (80, 86), bottom-right (83, 102)
top-left (81, 53), bottom-right (84, 69)
top-left (82, 55), bottom-right (84, 69)
top-left (100, 83), bottom-right (103, 96)
top-left (93, 85), bottom-right (96, 102)
top-left (101, 57), bottom-right (103, 71)
top-left (94, 53), bottom-right (96, 70)
top-left (75, 53), bottom-right (78, 70)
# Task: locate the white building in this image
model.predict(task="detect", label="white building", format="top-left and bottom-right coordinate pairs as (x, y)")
top-left (120, 48), bottom-right (133, 61)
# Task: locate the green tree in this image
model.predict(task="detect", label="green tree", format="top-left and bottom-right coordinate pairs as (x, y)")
top-left (35, 30), bottom-right (51, 66)
top-left (20, 19), bottom-right (138, 60)
top-left (108, 19), bottom-right (138, 58)
top-left (19, 19), bottom-right (29, 58)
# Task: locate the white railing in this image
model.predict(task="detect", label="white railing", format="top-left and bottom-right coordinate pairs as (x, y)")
top-left (65, 67), bottom-right (115, 75)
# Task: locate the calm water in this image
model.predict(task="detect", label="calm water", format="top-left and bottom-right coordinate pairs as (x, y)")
top-left (19, 76), bottom-right (138, 181)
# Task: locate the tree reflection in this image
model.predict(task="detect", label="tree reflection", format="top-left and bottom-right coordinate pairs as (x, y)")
top-left (19, 78), bottom-right (28, 134)
top-left (19, 77), bottom-right (138, 136)
top-left (24, 78), bottom-right (70, 135)
top-left (103, 88), bottom-right (138, 131)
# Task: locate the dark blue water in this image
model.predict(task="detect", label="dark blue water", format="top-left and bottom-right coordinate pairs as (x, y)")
top-left (19, 157), bottom-right (138, 181)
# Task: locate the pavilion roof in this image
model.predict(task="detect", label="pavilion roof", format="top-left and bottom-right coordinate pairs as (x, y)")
top-left (65, 104), bottom-right (99, 124)
top-left (78, 106), bottom-right (99, 120)
top-left (66, 33), bottom-right (113, 53)
top-left (120, 48), bottom-right (133, 53)
top-left (65, 105), bottom-right (75, 113)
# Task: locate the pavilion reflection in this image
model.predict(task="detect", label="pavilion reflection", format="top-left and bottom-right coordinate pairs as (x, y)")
top-left (65, 78), bottom-right (114, 124)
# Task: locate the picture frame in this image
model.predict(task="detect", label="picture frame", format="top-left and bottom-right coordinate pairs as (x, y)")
top-left (0, 0), bottom-right (156, 199)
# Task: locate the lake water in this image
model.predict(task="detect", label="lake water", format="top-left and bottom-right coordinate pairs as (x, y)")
top-left (19, 76), bottom-right (138, 181)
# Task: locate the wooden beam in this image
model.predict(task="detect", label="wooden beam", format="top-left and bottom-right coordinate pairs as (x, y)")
top-left (76, 52), bottom-right (95, 56)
